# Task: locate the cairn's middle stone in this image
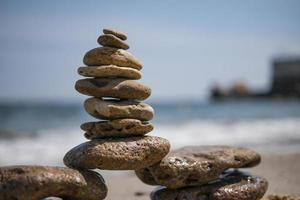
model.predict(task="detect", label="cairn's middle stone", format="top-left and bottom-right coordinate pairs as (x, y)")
top-left (81, 119), bottom-right (154, 139)
top-left (84, 97), bottom-right (154, 121)
top-left (75, 78), bottom-right (151, 100)
top-left (83, 47), bottom-right (142, 70)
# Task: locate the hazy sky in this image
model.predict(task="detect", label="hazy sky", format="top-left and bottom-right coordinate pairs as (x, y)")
top-left (0, 0), bottom-right (300, 102)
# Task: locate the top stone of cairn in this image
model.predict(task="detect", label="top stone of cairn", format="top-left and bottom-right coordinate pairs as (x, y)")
top-left (103, 28), bottom-right (127, 40)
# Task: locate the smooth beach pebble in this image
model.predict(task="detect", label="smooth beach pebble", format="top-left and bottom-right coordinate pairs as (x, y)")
top-left (98, 34), bottom-right (129, 50)
top-left (81, 119), bottom-right (154, 139)
top-left (103, 28), bottom-right (127, 40)
top-left (84, 97), bottom-right (154, 121)
top-left (77, 65), bottom-right (141, 79)
top-left (75, 78), bottom-right (151, 100)
top-left (150, 170), bottom-right (268, 200)
top-left (63, 136), bottom-right (170, 170)
top-left (0, 165), bottom-right (107, 200)
top-left (136, 145), bottom-right (261, 189)
top-left (83, 47), bottom-right (142, 70)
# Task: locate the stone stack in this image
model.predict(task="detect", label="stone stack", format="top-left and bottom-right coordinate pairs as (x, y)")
top-left (63, 27), bottom-right (170, 178)
top-left (136, 145), bottom-right (269, 200)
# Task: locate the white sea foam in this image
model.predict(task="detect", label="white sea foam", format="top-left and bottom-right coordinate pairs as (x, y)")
top-left (1, 118), bottom-right (300, 166)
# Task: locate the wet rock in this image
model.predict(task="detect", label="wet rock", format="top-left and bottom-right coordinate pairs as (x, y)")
top-left (150, 170), bottom-right (268, 200)
top-left (136, 145), bottom-right (261, 188)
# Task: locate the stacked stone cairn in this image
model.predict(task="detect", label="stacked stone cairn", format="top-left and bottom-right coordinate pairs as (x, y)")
top-left (0, 28), bottom-right (270, 200)
top-left (62, 28), bottom-right (170, 196)
top-left (136, 145), bottom-right (269, 200)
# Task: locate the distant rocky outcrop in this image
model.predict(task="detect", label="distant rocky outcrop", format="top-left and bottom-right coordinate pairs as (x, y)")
top-left (210, 57), bottom-right (300, 100)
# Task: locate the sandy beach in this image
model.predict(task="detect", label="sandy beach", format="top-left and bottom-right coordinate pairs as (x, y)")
top-left (103, 153), bottom-right (300, 199)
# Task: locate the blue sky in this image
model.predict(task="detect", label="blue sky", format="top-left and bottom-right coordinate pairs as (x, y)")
top-left (0, 0), bottom-right (300, 102)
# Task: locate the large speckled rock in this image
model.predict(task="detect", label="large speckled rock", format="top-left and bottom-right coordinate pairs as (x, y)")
top-left (262, 195), bottom-right (300, 200)
top-left (136, 145), bottom-right (261, 189)
top-left (98, 34), bottom-right (129, 50)
top-left (78, 65), bottom-right (141, 79)
top-left (75, 78), bottom-right (151, 100)
top-left (0, 166), bottom-right (107, 200)
top-left (84, 98), bottom-right (154, 121)
top-left (83, 47), bottom-right (142, 70)
top-left (150, 170), bottom-right (268, 200)
top-left (81, 119), bottom-right (153, 139)
top-left (63, 136), bottom-right (170, 170)
top-left (103, 28), bottom-right (127, 40)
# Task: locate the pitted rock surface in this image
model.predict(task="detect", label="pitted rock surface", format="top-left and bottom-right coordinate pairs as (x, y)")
top-left (84, 98), bottom-right (154, 121)
top-left (78, 65), bottom-right (141, 79)
top-left (75, 78), bottom-right (151, 100)
top-left (150, 170), bottom-right (268, 200)
top-left (83, 47), bottom-right (142, 70)
top-left (136, 145), bottom-right (261, 189)
top-left (81, 119), bottom-right (153, 139)
top-left (103, 28), bottom-right (127, 40)
top-left (0, 165), bottom-right (107, 200)
top-left (63, 136), bottom-right (170, 170)
top-left (98, 34), bottom-right (129, 50)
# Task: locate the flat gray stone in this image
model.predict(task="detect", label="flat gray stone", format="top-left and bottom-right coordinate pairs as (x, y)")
top-left (63, 136), bottom-right (170, 170)
top-left (150, 170), bottom-right (268, 200)
top-left (0, 166), bottom-right (107, 200)
top-left (81, 119), bottom-right (154, 139)
top-left (75, 78), bottom-right (151, 100)
top-left (84, 98), bottom-right (154, 121)
top-left (136, 145), bottom-right (261, 189)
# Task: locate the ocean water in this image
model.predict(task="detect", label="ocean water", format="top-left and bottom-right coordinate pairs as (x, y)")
top-left (0, 100), bottom-right (300, 166)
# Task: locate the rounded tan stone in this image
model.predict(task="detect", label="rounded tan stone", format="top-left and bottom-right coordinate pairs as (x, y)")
top-left (78, 65), bottom-right (141, 79)
top-left (75, 78), bottom-right (151, 100)
top-left (83, 47), bottom-right (142, 70)
top-left (81, 119), bottom-right (154, 139)
top-left (136, 145), bottom-right (261, 189)
top-left (84, 98), bottom-right (154, 121)
top-left (103, 28), bottom-right (127, 40)
top-left (0, 165), bottom-right (107, 200)
top-left (63, 136), bottom-right (170, 170)
top-left (98, 34), bottom-right (129, 50)
top-left (150, 170), bottom-right (268, 200)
